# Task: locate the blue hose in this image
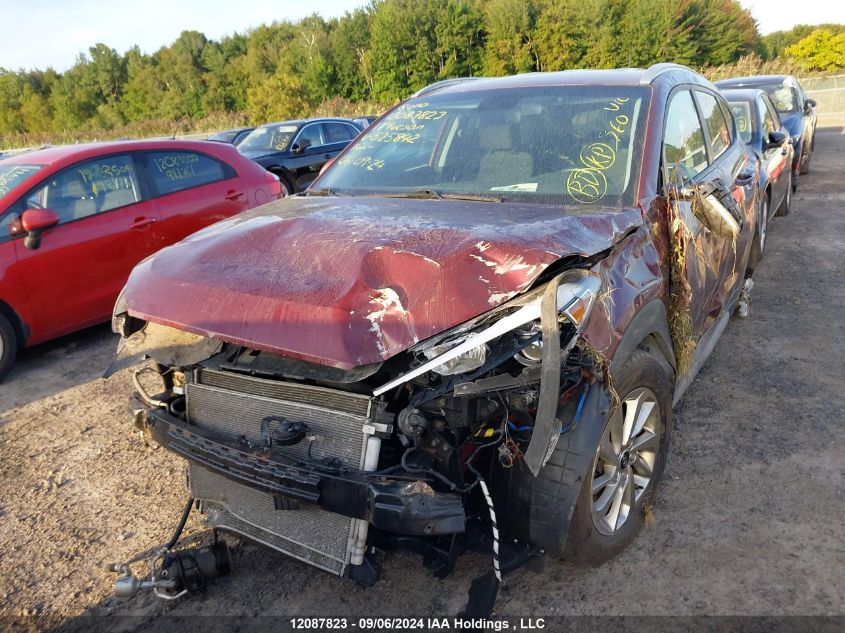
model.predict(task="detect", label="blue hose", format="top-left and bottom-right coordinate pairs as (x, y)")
top-left (560, 386), bottom-right (588, 434)
top-left (506, 384), bottom-right (589, 435)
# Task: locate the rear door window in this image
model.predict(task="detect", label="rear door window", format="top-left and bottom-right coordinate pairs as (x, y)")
top-left (146, 151), bottom-right (232, 196)
top-left (323, 122), bottom-right (357, 144)
top-left (663, 90), bottom-right (708, 183)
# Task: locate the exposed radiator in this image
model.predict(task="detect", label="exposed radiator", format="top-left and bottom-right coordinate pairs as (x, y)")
top-left (184, 368), bottom-right (381, 576)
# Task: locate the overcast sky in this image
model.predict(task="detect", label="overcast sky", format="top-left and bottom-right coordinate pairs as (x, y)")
top-left (1, 0), bottom-right (843, 72)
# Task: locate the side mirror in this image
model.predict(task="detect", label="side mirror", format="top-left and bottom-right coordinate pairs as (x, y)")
top-left (673, 181), bottom-right (741, 240)
top-left (21, 208), bottom-right (60, 250)
top-left (292, 139), bottom-right (311, 154)
top-left (764, 130), bottom-right (788, 150)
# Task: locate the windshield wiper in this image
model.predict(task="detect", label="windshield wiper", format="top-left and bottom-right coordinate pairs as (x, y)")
top-left (376, 189), bottom-right (503, 203)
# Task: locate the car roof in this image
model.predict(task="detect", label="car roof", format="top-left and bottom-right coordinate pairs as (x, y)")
top-left (720, 87), bottom-right (768, 102)
top-left (211, 127), bottom-right (253, 134)
top-left (258, 118), bottom-right (358, 129)
top-left (417, 64), bottom-right (707, 97)
top-left (714, 75), bottom-right (795, 88)
top-left (0, 139), bottom-right (236, 167)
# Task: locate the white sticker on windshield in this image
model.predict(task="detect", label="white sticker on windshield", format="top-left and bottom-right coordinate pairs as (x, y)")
top-left (490, 182), bottom-right (538, 192)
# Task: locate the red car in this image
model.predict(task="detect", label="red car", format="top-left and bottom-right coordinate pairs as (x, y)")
top-left (0, 140), bottom-right (282, 380)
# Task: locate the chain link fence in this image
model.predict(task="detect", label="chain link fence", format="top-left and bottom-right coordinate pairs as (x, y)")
top-left (802, 74), bottom-right (845, 114)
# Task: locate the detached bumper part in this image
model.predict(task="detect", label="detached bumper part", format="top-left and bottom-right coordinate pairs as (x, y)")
top-left (140, 408), bottom-right (466, 537)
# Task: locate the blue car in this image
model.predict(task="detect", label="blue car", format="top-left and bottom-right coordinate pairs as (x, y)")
top-left (721, 87), bottom-right (795, 273)
top-left (715, 75), bottom-right (817, 190)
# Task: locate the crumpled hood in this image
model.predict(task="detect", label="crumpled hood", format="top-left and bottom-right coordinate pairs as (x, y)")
top-left (124, 196), bottom-right (641, 369)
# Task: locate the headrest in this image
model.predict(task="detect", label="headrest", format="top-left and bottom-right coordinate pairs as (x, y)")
top-left (480, 124), bottom-right (514, 151)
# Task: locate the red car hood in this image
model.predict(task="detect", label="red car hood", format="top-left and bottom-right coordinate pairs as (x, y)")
top-left (125, 196), bottom-right (641, 369)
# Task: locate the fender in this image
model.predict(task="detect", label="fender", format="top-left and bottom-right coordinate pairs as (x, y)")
top-left (609, 298), bottom-right (675, 376)
top-left (0, 298), bottom-right (30, 348)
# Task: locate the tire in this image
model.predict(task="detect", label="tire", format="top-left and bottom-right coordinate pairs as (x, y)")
top-left (776, 172), bottom-right (792, 217)
top-left (799, 142), bottom-right (811, 175)
top-left (0, 312), bottom-right (18, 383)
top-left (508, 349), bottom-right (673, 562)
top-left (746, 194), bottom-right (769, 276)
top-left (278, 174), bottom-right (294, 196)
top-left (564, 349), bottom-right (673, 565)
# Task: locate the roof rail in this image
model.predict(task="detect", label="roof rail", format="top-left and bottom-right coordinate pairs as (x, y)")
top-left (412, 77), bottom-right (486, 98)
top-left (640, 63), bottom-right (696, 85)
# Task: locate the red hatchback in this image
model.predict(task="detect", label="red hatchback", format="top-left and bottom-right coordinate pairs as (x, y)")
top-left (0, 140), bottom-right (282, 380)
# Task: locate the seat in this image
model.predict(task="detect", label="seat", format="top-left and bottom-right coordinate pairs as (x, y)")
top-left (52, 176), bottom-right (97, 223)
top-left (477, 123), bottom-right (533, 186)
top-left (99, 187), bottom-right (137, 212)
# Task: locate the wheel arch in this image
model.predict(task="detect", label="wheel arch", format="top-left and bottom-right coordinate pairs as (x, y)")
top-left (609, 298), bottom-right (676, 380)
top-left (265, 165), bottom-right (294, 191)
top-left (0, 298), bottom-right (28, 349)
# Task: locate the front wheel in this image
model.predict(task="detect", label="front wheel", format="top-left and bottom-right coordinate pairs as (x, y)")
top-left (776, 172), bottom-right (792, 217)
top-left (565, 349), bottom-right (673, 565)
top-left (799, 143), bottom-right (811, 175)
top-left (0, 312), bottom-right (18, 383)
top-left (271, 170), bottom-right (294, 196)
top-left (746, 195), bottom-right (769, 276)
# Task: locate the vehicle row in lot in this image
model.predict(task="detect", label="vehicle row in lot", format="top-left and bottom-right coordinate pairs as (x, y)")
top-left (720, 86), bottom-right (794, 274)
top-left (0, 140), bottom-right (282, 380)
top-left (715, 75), bottom-right (817, 188)
top-left (109, 64), bottom-right (771, 603)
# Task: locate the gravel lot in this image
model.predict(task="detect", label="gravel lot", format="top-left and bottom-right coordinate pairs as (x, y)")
top-left (1, 114), bottom-right (844, 632)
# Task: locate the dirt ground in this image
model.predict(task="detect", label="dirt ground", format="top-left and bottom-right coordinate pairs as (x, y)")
top-left (1, 114), bottom-right (844, 632)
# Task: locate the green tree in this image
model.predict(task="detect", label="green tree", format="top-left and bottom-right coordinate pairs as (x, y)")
top-left (785, 29), bottom-right (845, 72)
top-left (763, 24), bottom-right (845, 59)
top-left (482, 0), bottom-right (538, 75)
top-left (120, 47), bottom-right (164, 122)
top-left (330, 9), bottom-right (375, 99)
top-left (247, 67), bottom-right (312, 122)
top-left (0, 70), bottom-right (25, 134)
top-left (534, 0), bottom-right (592, 70)
top-left (690, 0), bottom-right (760, 66)
top-left (48, 54), bottom-right (101, 130)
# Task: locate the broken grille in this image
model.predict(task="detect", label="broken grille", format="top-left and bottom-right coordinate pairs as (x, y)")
top-left (184, 368), bottom-right (380, 575)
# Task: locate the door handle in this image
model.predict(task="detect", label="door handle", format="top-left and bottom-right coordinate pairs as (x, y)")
top-left (224, 190), bottom-right (245, 201)
top-left (129, 217), bottom-right (156, 229)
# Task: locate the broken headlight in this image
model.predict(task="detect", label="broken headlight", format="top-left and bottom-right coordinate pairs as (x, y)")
top-left (373, 271), bottom-right (600, 396)
top-left (424, 337), bottom-right (489, 375)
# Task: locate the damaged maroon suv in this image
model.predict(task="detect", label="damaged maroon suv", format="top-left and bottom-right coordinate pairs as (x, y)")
top-left (108, 64), bottom-right (759, 605)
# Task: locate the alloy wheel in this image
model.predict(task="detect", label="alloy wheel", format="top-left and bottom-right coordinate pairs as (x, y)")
top-left (759, 197), bottom-right (768, 253)
top-left (590, 387), bottom-right (661, 536)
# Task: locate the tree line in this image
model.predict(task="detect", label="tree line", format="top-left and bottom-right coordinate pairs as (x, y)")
top-left (0, 0), bottom-right (840, 146)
